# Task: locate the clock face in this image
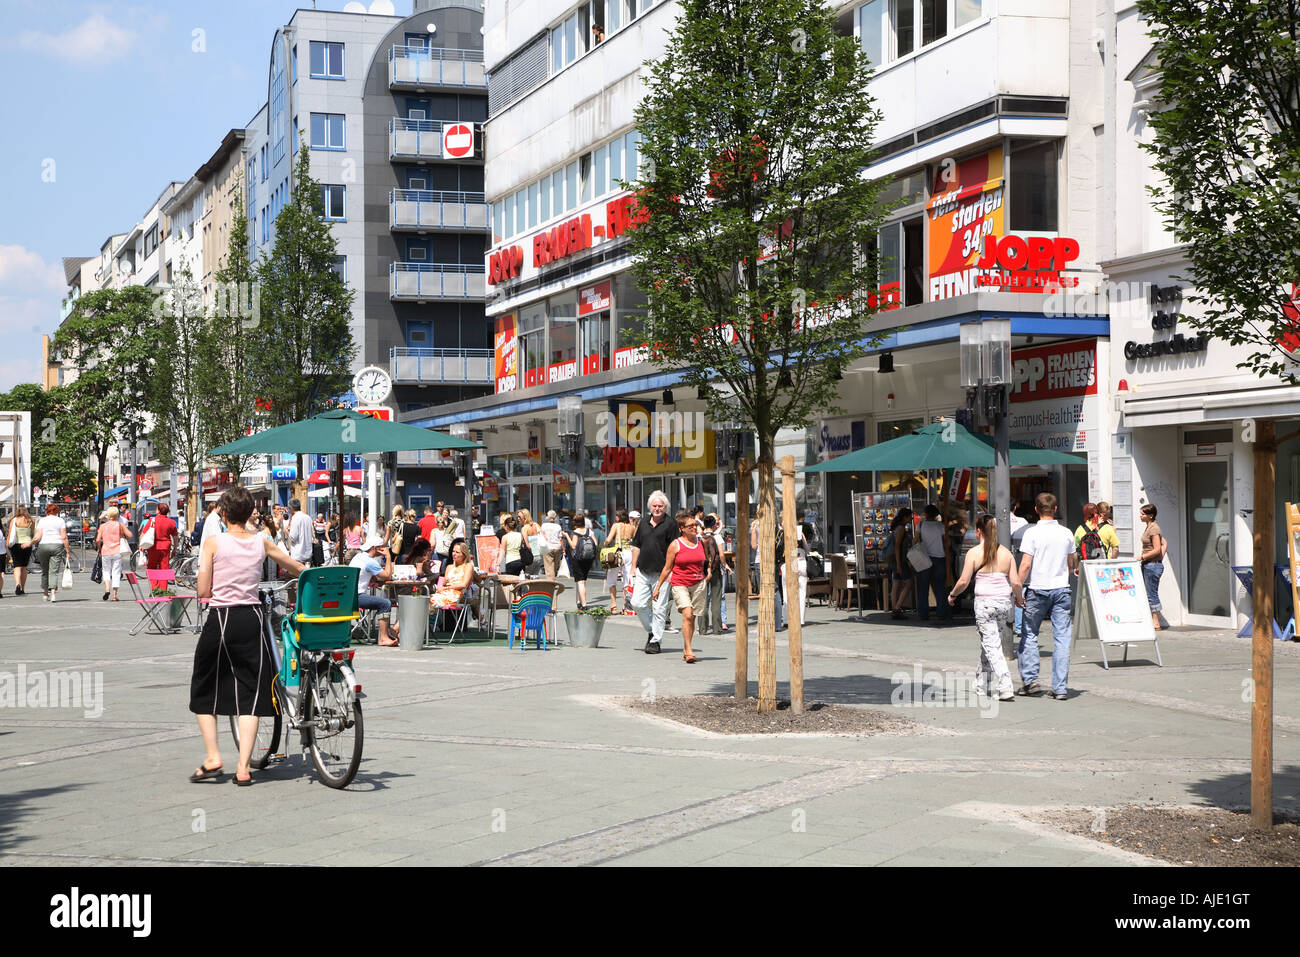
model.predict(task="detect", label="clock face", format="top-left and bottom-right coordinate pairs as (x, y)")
top-left (354, 367), bottom-right (391, 404)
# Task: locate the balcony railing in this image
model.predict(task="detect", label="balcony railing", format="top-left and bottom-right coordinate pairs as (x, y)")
top-left (396, 448), bottom-right (460, 466)
top-left (390, 346), bottom-right (493, 384)
top-left (389, 117), bottom-right (446, 161)
top-left (389, 262), bottom-right (485, 300)
top-left (389, 189), bottom-right (488, 231)
top-left (388, 45), bottom-right (485, 90)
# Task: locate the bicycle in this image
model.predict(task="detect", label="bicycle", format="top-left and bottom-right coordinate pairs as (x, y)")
top-left (229, 570), bottom-right (365, 789)
top-left (171, 538), bottom-right (198, 589)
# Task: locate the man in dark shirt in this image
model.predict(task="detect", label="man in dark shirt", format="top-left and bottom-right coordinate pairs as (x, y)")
top-left (629, 490), bottom-right (679, 653)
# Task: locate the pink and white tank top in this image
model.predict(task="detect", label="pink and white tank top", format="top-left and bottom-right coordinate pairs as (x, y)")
top-left (210, 532), bottom-right (267, 607)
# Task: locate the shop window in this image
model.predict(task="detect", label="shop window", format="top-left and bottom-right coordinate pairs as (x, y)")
top-left (1009, 140), bottom-right (1059, 232)
top-left (548, 294), bottom-right (579, 381)
top-left (518, 305), bottom-right (546, 388)
top-left (581, 309), bottom-right (611, 375)
top-left (877, 224), bottom-right (901, 297)
top-left (903, 217), bottom-right (924, 306)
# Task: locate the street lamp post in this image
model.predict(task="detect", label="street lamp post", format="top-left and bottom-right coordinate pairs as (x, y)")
top-left (961, 319), bottom-right (1012, 548)
top-left (557, 396), bottom-right (585, 514)
top-left (449, 422), bottom-right (472, 540)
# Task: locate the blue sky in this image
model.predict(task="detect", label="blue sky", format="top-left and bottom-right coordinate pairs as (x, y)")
top-left (0, 0), bottom-right (412, 391)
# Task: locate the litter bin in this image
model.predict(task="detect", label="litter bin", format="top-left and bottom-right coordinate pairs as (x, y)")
top-left (398, 593), bottom-right (428, 650)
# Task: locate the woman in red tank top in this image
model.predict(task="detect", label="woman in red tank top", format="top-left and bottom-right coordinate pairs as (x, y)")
top-left (653, 512), bottom-right (710, 663)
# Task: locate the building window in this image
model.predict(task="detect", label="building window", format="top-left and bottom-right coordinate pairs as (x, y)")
top-left (310, 41), bottom-right (345, 79)
top-left (292, 44), bottom-right (298, 82)
top-left (310, 112), bottom-right (345, 150)
top-left (320, 185), bottom-right (346, 221)
top-left (331, 256), bottom-right (347, 282)
top-left (408, 246), bottom-right (427, 261)
top-left (867, 0), bottom-right (981, 63)
top-left (518, 304), bottom-right (547, 388)
top-left (1009, 140), bottom-right (1059, 232)
top-left (548, 293), bottom-right (578, 371)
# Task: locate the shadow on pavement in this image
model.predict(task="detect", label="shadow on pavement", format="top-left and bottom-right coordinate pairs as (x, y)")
top-left (0, 783), bottom-right (86, 854)
top-left (1187, 764), bottom-right (1300, 812)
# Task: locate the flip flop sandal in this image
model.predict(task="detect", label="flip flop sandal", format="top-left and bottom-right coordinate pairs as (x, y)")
top-left (683, 654), bottom-right (697, 664)
top-left (190, 763), bottom-right (224, 782)
top-left (232, 774), bottom-right (254, 787)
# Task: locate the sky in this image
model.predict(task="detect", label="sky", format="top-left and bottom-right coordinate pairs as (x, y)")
top-left (0, 0), bottom-right (415, 392)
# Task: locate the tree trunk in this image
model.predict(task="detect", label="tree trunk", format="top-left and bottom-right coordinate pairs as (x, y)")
top-left (735, 458), bottom-right (750, 701)
top-left (1252, 417), bottom-right (1276, 830)
top-left (756, 453), bottom-right (778, 712)
top-left (781, 455), bottom-right (803, 714)
top-left (94, 447), bottom-right (107, 516)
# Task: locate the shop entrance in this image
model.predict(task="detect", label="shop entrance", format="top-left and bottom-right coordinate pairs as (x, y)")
top-left (1183, 456), bottom-right (1233, 626)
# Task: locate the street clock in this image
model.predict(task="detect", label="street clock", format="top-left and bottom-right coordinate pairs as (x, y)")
top-left (352, 366), bottom-right (392, 405)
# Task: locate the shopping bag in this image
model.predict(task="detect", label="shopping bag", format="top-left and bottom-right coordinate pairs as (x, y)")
top-left (61, 564), bottom-right (73, 589)
top-left (905, 543), bottom-right (932, 573)
top-left (90, 555), bottom-right (103, 584)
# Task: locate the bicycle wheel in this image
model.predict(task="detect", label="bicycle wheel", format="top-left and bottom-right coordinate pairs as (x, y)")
top-left (228, 710), bottom-right (283, 771)
top-left (173, 555), bottom-right (198, 589)
top-left (304, 662), bottom-right (363, 788)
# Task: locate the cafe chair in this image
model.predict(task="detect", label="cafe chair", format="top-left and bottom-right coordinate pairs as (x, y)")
top-left (126, 570), bottom-right (192, 636)
top-left (509, 585), bottom-right (555, 650)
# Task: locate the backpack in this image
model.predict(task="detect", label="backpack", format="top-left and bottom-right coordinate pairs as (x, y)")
top-left (1078, 524), bottom-right (1104, 561)
top-left (574, 530), bottom-right (595, 562)
top-left (805, 553), bottom-right (825, 579)
top-left (191, 524), bottom-right (203, 547)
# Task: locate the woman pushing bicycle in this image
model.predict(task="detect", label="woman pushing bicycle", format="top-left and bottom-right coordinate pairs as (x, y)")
top-left (189, 486), bottom-right (305, 787)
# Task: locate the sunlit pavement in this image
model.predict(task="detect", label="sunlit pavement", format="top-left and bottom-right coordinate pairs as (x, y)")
top-left (2, 581), bottom-right (1297, 866)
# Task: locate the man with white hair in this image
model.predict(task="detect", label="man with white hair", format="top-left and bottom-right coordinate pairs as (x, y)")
top-left (629, 490), bottom-right (679, 653)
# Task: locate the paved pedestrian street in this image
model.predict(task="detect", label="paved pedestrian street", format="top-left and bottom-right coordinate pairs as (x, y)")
top-left (3, 593), bottom-right (1298, 867)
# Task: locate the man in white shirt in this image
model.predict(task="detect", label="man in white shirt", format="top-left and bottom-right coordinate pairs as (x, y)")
top-left (916, 504), bottom-right (950, 622)
top-left (200, 502), bottom-right (224, 547)
top-left (1016, 492), bottom-right (1078, 699)
top-left (287, 498), bottom-right (314, 565)
top-left (540, 510), bottom-right (564, 579)
top-left (351, 534), bottom-right (399, 645)
top-left (448, 509), bottom-right (467, 541)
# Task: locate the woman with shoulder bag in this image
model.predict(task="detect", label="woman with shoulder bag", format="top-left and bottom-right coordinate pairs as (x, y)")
top-left (564, 514), bottom-right (598, 609)
top-left (7, 506), bottom-right (36, 596)
top-left (603, 508), bottom-right (635, 611)
top-left (95, 506), bottom-right (133, 601)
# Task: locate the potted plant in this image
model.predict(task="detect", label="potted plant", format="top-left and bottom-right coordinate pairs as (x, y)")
top-left (151, 586), bottom-right (187, 629)
top-left (562, 605), bottom-right (611, 648)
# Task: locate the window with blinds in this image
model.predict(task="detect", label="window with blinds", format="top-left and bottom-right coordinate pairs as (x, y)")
top-left (487, 33), bottom-right (549, 115)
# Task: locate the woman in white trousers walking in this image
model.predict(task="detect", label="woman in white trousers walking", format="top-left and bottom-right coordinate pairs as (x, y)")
top-left (948, 515), bottom-right (1022, 701)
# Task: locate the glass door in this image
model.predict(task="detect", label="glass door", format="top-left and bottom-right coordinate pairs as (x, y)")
top-left (1183, 457), bottom-right (1232, 626)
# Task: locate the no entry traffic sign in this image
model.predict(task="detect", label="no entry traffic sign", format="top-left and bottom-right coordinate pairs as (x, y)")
top-left (443, 123), bottom-right (473, 159)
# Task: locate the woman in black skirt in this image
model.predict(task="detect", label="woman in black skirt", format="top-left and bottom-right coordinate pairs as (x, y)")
top-left (190, 486), bottom-right (304, 786)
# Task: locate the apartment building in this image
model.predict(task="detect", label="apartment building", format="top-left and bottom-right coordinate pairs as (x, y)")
top-left (405, 0), bottom-right (1113, 544)
top-left (241, 0), bottom-right (491, 508)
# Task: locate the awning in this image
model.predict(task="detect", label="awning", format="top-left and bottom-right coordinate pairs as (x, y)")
top-left (102, 485), bottom-right (130, 497)
top-left (1122, 384), bottom-right (1300, 428)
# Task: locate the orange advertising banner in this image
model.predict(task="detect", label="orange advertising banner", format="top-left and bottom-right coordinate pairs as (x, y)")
top-left (494, 314), bottom-right (517, 393)
top-left (927, 149), bottom-right (1005, 302)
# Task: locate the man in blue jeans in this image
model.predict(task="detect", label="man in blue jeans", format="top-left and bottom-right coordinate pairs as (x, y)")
top-left (1015, 492), bottom-right (1077, 699)
top-left (351, 534), bottom-right (400, 646)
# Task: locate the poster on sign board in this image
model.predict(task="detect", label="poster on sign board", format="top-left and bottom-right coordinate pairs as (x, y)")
top-left (553, 467), bottom-right (571, 495)
top-left (927, 149), bottom-right (1005, 302)
top-left (494, 314), bottom-right (517, 393)
top-left (475, 535), bottom-right (501, 573)
top-left (1073, 559), bottom-right (1162, 668)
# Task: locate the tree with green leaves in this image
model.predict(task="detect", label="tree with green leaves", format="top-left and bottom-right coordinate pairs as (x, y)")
top-left (1136, 0), bottom-right (1300, 830)
top-left (0, 383), bottom-right (95, 501)
top-left (53, 287), bottom-right (169, 513)
top-left (198, 171), bottom-right (262, 495)
top-left (251, 134), bottom-right (357, 491)
top-left (148, 264), bottom-right (209, 530)
top-left (628, 0), bottom-right (890, 711)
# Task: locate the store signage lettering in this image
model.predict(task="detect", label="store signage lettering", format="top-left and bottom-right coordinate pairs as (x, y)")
top-left (975, 236), bottom-right (1081, 292)
top-left (601, 446), bottom-right (636, 473)
top-left (614, 345), bottom-right (649, 369)
top-left (547, 359), bottom-right (580, 384)
top-left (578, 280), bottom-right (611, 316)
top-left (1150, 283), bottom-right (1181, 330)
top-left (533, 214), bottom-right (593, 267)
top-left (1124, 333), bottom-right (1209, 359)
top-left (606, 193), bottom-right (648, 239)
top-left (927, 149), bottom-right (1005, 301)
top-left (1012, 339), bottom-right (1097, 403)
top-left (487, 245), bottom-right (523, 285)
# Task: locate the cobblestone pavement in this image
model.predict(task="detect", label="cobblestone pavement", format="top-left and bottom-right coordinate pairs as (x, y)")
top-left (2, 585), bottom-right (1297, 866)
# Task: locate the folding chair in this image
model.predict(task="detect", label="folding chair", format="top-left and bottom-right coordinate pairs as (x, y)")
top-left (509, 587), bottom-right (555, 650)
top-left (125, 571), bottom-right (183, 636)
top-left (431, 577), bottom-right (478, 644)
top-left (145, 567), bottom-right (196, 627)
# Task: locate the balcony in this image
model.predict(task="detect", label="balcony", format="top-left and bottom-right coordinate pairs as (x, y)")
top-left (389, 262), bottom-right (485, 301)
top-left (388, 45), bottom-right (485, 91)
top-left (389, 117), bottom-right (447, 162)
top-left (389, 189), bottom-right (488, 232)
top-left (396, 449), bottom-right (459, 467)
top-left (390, 347), bottom-right (493, 385)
